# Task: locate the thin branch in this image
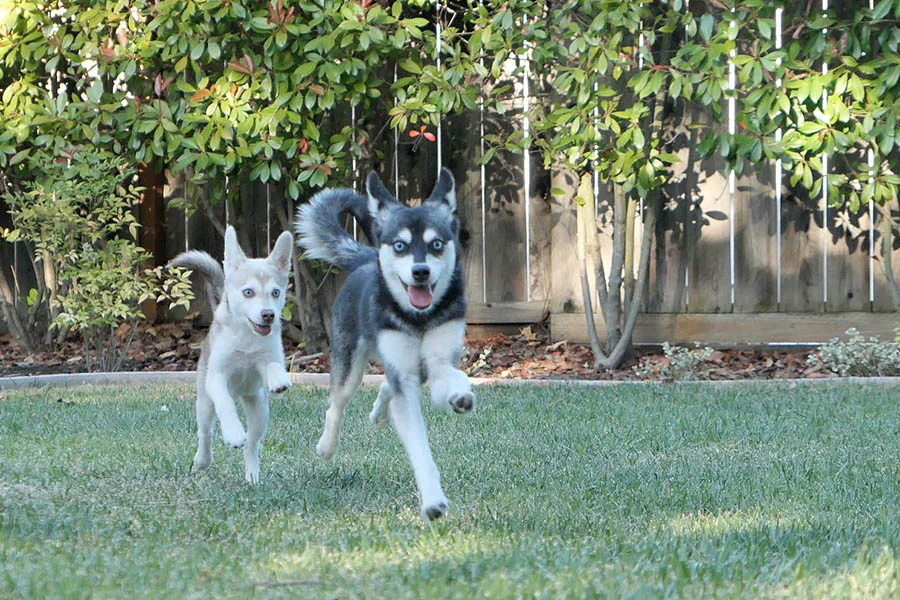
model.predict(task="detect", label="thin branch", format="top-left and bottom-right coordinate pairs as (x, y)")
top-left (251, 579), bottom-right (321, 589)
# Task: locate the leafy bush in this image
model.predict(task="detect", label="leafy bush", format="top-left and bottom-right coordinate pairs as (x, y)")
top-left (807, 328), bottom-right (900, 378)
top-left (0, 149), bottom-right (192, 370)
top-left (633, 342), bottom-right (714, 382)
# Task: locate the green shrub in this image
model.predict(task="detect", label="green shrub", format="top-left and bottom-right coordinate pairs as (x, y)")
top-left (633, 342), bottom-right (714, 382)
top-left (1, 149), bottom-right (192, 370)
top-left (807, 328), bottom-right (900, 378)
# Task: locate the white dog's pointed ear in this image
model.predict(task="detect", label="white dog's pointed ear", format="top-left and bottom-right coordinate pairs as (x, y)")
top-left (366, 171), bottom-right (399, 224)
top-left (425, 167), bottom-right (456, 212)
top-left (268, 230), bottom-right (293, 273)
top-left (223, 226), bottom-right (246, 272)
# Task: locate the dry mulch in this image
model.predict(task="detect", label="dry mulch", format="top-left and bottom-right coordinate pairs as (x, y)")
top-left (0, 322), bottom-right (833, 381)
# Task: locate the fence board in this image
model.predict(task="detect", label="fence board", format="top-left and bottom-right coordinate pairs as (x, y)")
top-left (527, 156), bottom-right (551, 302)
top-left (447, 113), bottom-right (486, 304)
top-left (734, 169), bottom-right (779, 312)
top-left (685, 168), bottom-right (733, 313)
top-left (481, 114), bottom-right (530, 303)
top-left (779, 188), bottom-right (825, 312)
top-left (551, 311), bottom-right (894, 346)
top-left (549, 168), bottom-right (581, 314)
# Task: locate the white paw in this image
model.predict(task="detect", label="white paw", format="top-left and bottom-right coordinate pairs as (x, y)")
top-left (430, 370), bottom-right (475, 413)
top-left (268, 373), bottom-right (292, 395)
top-left (244, 466), bottom-right (260, 485)
top-left (369, 402), bottom-right (390, 428)
top-left (315, 435), bottom-right (337, 461)
top-left (421, 498), bottom-right (449, 522)
top-left (192, 449), bottom-right (211, 471)
top-left (221, 427), bottom-right (247, 449)
top-left (449, 391), bottom-right (475, 414)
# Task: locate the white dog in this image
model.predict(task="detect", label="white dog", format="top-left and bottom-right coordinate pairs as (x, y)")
top-left (169, 226), bottom-right (293, 484)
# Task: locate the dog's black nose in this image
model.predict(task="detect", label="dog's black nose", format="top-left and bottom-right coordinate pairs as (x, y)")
top-left (411, 264), bottom-right (430, 283)
top-left (261, 309), bottom-right (275, 324)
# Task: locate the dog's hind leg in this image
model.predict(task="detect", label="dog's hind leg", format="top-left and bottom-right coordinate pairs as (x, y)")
top-left (193, 388), bottom-right (216, 472)
top-left (316, 345), bottom-right (368, 460)
top-left (242, 390), bottom-right (269, 485)
top-left (368, 380), bottom-right (392, 428)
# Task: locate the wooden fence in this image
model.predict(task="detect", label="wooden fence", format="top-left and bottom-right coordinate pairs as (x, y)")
top-left (151, 2), bottom-right (897, 347)
top-left (4, 1), bottom-right (896, 347)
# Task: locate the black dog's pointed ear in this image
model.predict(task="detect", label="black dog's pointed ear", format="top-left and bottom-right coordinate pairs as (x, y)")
top-left (366, 171), bottom-right (399, 223)
top-left (425, 167), bottom-right (456, 212)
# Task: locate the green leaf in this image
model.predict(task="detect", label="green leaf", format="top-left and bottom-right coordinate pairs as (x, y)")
top-left (699, 14), bottom-right (714, 42)
top-left (398, 59), bottom-right (422, 74)
top-left (86, 79), bottom-right (104, 103)
top-left (872, 0), bottom-right (892, 19)
top-left (8, 149), bottom-right (29, 166)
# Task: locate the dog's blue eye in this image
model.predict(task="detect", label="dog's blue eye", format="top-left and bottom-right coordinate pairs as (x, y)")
top-left (243, 288), bottom-right (254, 298)
top-left (430, 239), bottom-right (444, 252)
top-left (272, 289), bottom-right (280, 298)
top-left (393, 241), bottom-right (408, 253)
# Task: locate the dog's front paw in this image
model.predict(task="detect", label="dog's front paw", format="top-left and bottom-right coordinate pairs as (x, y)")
top-left (422, 499), bottom-right (449, 522)
top-left (267, 365), bottom-right (293, 395)
top-left (449, 391), bottom-right (475, 414)
top-left (244, 466), bottom-right (260, 485)
top-left (315, 434), bottom-right (337, 461)
top-left (270, 380), bottom-right (291, 395)
top-left (192, 448), bottom-right (212, 472)
top-left (431, 369), bottom-right (475, 413)
top-left (221, 427), bottom-right (247, 449)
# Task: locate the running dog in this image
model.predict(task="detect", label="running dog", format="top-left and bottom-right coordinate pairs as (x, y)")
top-left (295, 168), bottom-right (475, 521)
top-left (169, 226), bottom-right (293, 484)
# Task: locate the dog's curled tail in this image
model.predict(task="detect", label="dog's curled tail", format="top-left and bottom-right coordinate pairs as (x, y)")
top-left (295, 188), bottom-right (377, 271)
top-left (167, 250), bottom-right (225, 310)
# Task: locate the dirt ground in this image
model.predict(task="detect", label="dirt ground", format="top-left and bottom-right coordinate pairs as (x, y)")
top-left (0, 322), bottom-right (834, 381)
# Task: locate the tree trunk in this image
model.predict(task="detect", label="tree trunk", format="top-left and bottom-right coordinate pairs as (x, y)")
top-left (138, 160), bottom-right (166, 323)
top-left (292, 254), bottom-right (331, 353)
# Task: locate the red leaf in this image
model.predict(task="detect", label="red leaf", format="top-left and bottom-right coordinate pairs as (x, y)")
top-left (228, 60), bottom-right (252, 75)
top-left (191, 88), bottom-right (211, 102)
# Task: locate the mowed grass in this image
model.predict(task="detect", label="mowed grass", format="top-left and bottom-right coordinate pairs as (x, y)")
top-left (2, 380), bottom-right (900, 599)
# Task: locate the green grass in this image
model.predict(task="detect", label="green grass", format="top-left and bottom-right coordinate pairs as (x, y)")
top-left (2, 381), bottom-right (900, 598)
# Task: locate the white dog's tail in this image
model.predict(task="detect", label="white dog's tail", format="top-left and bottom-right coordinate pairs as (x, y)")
top-left (295, 189), bottom-right (377, 271)
top-left (167, 251), bottom-right (225, 309)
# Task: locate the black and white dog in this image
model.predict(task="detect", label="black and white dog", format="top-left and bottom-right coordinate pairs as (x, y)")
top-left (295, 168), bottom-right (475, 521)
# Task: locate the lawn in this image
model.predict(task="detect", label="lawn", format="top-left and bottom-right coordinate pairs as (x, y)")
top-left (2, 380), bottom-right (900, 599)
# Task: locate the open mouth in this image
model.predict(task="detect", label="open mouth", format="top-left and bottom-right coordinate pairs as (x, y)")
top-left (402, 280), bottom-right (436, 310)
top-left (249, 319), bottom-right (272, 336)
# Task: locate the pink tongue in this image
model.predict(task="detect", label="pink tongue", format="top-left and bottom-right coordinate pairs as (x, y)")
top-left (408, 285), bottom-right (433, 309)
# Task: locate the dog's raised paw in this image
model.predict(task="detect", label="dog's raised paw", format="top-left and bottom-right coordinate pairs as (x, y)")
top-left (449, 392), bottom-right (475, 414)
top-left (423, 501), bottom-right (449, 521)
top-left (222, 430), bottom-right (247, 449)
top-left (269, 376), bottom-right (292, 395)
